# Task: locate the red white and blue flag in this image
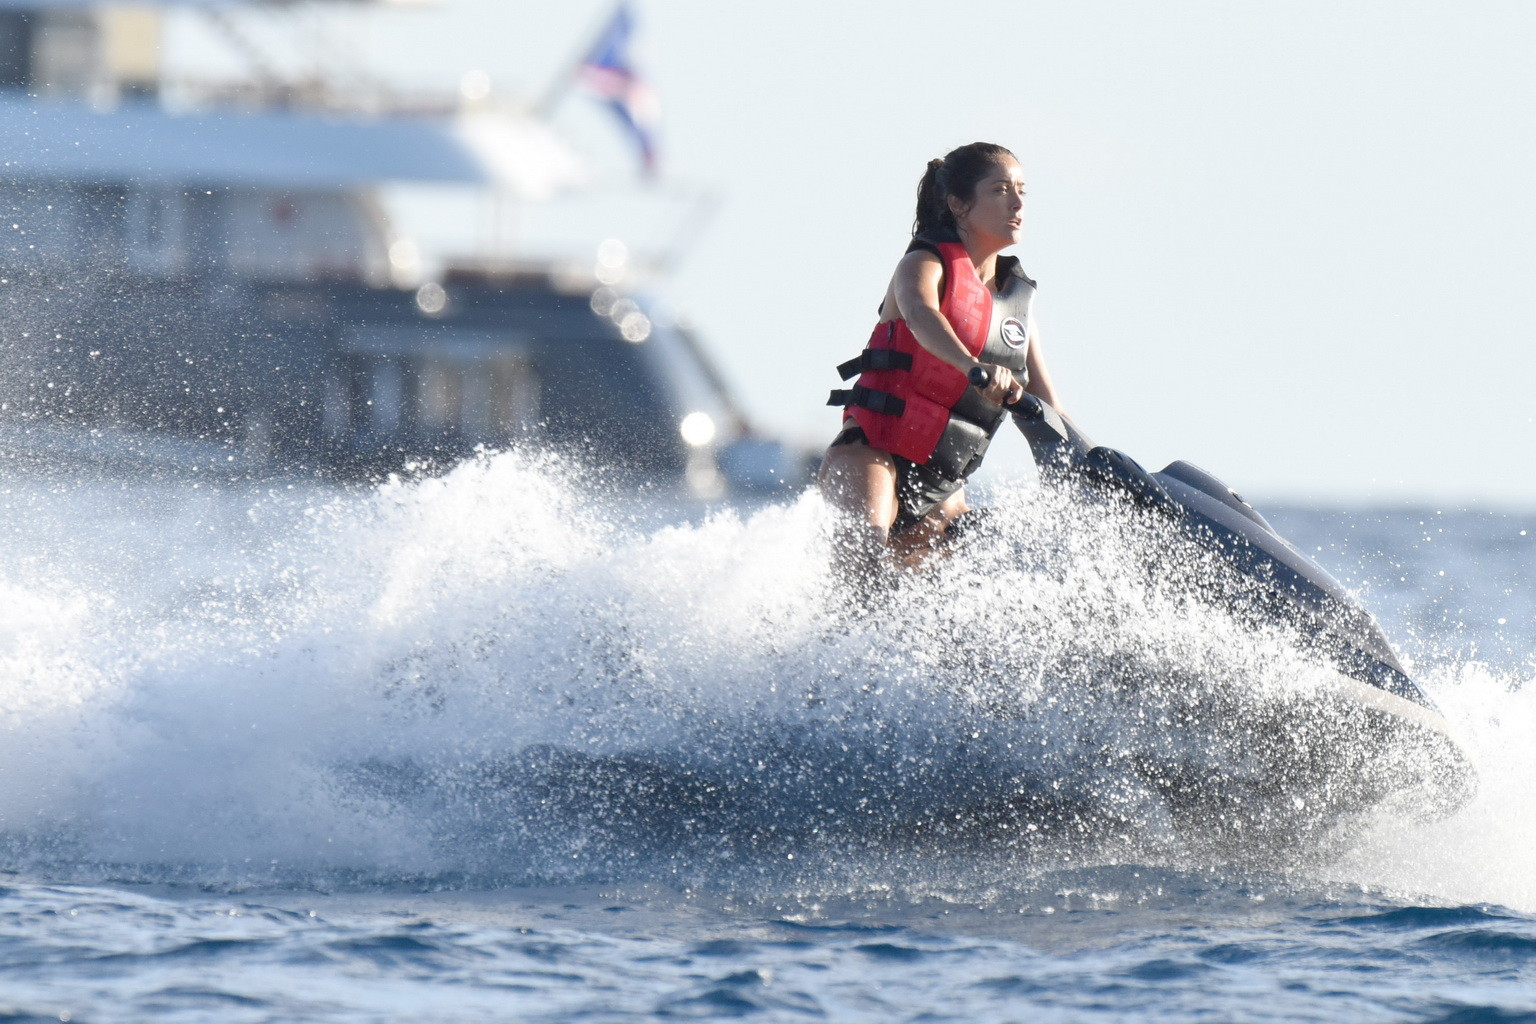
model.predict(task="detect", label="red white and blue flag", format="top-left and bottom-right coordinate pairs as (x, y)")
top-left (578, 3), bottom-right (660, 176)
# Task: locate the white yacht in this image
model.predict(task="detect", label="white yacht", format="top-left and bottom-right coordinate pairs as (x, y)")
top-left (0, 0), bottom-right (775, 491)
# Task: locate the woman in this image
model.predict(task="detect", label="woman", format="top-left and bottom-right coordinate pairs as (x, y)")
top-left (820, 142), bottom-right (1065, 573)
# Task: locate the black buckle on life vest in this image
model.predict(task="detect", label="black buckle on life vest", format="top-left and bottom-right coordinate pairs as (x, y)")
top-left (835, 349), bottom-right (914, 380)
top-left (826, 384), bottom-right (906, 417)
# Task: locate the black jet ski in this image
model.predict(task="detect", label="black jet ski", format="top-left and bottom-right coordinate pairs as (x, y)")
top-left (978, 372), bottom-right (1476, 829)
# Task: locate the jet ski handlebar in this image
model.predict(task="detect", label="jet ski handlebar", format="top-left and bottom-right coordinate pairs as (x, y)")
top-left (967, 366), bottom-right (1095, 472)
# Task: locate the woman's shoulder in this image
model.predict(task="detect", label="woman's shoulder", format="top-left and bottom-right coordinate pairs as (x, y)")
top-left (893, 246), bottom-right (943, 285)
top-left (905, 227), bottom-right (962, 259)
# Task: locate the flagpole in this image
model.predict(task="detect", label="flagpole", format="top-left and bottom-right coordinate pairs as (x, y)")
top-left (534, 1), bottom-right (625, 119)
top-left (654, 183), bottom-right (717, 275)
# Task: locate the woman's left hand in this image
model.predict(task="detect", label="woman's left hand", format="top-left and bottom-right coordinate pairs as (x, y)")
top-left (975, 363), bottom-right (1025, 406)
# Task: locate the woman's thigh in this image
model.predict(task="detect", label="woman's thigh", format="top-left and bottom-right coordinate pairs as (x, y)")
top-left (817, 441), bottom-right (900, 532)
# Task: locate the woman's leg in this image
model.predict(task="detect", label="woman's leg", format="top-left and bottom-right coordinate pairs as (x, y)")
top-left (818, 440), bottom-right (899, 582)
top-left (890, 488), bottom-right (970, 566)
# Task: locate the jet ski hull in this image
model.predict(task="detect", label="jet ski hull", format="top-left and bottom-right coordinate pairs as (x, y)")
top-left (1002, 394), bottom-right (1476, 824)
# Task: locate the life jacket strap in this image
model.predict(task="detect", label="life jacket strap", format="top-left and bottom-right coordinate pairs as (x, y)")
top-left (836, 349), bottom-right (914, 380)
top-left (826, 385), bottom-right (907, 417)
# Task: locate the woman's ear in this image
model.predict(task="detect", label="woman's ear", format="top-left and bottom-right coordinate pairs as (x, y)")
top-left (946, 193), bottom-right (969, 224)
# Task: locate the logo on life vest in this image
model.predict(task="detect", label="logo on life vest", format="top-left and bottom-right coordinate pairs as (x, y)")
top-left (1000, 317), bottom-right (1028, 349)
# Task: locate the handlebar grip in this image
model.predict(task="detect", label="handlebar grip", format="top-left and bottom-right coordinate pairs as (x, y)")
top-left (968, 366), bottom-right (991, 388)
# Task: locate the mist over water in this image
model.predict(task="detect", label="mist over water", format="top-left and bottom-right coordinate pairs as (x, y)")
top-left (1, 450), bottom-right (1528, 915)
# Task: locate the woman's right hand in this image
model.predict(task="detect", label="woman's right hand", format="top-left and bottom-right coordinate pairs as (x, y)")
top-left (973, 363), bottom-right (1025, 406)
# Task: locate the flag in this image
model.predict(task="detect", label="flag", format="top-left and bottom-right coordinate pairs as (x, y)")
top-left (578, 3), bottom-right (660, 176)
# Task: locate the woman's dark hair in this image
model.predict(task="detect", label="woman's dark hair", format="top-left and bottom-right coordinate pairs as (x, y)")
top-left (913, 142), bottom-right (1016, 237)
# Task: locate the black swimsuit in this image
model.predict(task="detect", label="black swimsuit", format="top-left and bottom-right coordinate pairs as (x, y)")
top-left (829, 422), bottom-right (965, 535)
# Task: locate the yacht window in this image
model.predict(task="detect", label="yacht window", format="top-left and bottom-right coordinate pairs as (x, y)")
top-left (369, 359), bottom-right (402, 435)
top-left (126, 185), bottom-right (186, 275)
top-left (490, 355), bottom-right (540, 435)
top-left (0, 14), bottom-right (33, 89)
top-left (322, 374), bottom-right (351, 437)
top-left (460, 364), bottom-right (491, 436)
top-left (417, 359), bottom-right (462, 433)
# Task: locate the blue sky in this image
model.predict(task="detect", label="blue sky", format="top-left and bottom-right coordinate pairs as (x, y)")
top-left (177, 1), bottom-right (1536, 505)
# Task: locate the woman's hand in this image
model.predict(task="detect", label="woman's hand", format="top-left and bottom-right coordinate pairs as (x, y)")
top-left (973, 363), bottom-right (1025, 406)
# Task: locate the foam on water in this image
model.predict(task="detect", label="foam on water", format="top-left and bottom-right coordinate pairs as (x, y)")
top-left (0, 451), bottom-right (1529, 908)
top-left (1330, 661), bottom-right (1536, 909)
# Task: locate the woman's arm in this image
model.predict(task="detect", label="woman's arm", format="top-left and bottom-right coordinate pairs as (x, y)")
top-left (892, 250), bottom-right (1021, 404)
top-left (1023, 317), bottom-right (1065, 415)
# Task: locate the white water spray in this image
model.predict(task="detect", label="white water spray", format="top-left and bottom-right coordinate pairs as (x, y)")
top-left (0, 452), bottom-right (1528, 904)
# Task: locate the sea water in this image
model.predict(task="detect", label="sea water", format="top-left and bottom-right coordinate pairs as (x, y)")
top-left (0, 450), bottom-right (1533, 1023)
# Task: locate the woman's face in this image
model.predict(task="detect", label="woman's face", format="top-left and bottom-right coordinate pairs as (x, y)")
top-left (950, 157), bottom-right (1027, 248)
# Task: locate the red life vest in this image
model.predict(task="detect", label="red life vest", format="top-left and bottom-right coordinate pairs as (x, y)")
top-left (837, 241), bottom-right (992, 464)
